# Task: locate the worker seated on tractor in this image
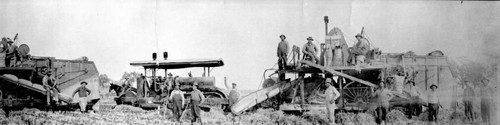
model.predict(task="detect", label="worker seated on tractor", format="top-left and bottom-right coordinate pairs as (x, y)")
top-left (302, 36), bottom-right (320, 64)
top-left (348, 34), bottom-right (370, 66)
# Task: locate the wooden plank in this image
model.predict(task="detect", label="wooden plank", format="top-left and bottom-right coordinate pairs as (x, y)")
top-left (300, 60), bottom-right (377, 87)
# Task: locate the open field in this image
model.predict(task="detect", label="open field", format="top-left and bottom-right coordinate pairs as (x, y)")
top-left (0, 105), bottom-right (491, 125)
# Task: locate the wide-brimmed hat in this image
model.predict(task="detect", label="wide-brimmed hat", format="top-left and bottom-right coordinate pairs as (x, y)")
top-left (81, 82), bottom-right (88, 85)
top-left (279, 34), bottom-right (286, 39)
top-left (355, 34), bottom-right (363, 38)
top-left (168, 73), bottom-right (173, 76)
top-left (306, 36), bottom-right (314, 41)
top-left (430, 84), bottom-right (438, 88)
top-left (232, 83), bottom-right (237, 85)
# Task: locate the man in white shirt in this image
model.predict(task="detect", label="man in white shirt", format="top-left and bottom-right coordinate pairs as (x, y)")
top-left (427, 84), bottom-right (440, 122)
top-left (324, 78), bottom-right (340, 124)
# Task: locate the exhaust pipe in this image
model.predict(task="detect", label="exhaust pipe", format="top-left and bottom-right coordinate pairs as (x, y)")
top-left (324, 16), bottom-right (329, 35)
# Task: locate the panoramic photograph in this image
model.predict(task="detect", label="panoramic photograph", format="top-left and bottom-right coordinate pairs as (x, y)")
top-left (0, 0), bottom-right (498, 125)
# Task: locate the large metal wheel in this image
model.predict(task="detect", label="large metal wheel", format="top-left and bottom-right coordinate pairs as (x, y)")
top-left (343, 87), bottom-right (371, 103)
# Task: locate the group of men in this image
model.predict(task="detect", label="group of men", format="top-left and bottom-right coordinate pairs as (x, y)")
top-left (43, 67), bottom-right (92, 112)
top-left (373, 75), bottom-right (495, 124)
top-left (0, 37), bottom-right (19, 67)
top-left (276, 33), bottom-right (371, 76)
top-left (462, 79), bottom-right (495, 124)
top-left (165, 76), bottom-right (240, 124)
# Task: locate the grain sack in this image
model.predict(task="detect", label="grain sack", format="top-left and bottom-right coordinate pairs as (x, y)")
top-left (18, 79), bottom-right (32, 86)
top-left (2, 74), bottom-right (18, 82)
top-left (32, 84), bottom-right (46, 91)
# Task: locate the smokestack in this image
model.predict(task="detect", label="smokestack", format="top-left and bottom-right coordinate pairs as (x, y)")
top-left (163, 52), bottom-right (168, 60)
top-left (152, 53), bottom-right (157, 61)
top-left (324, 16), bottom-right (329, 35)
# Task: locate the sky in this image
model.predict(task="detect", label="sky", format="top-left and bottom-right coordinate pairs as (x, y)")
top-left (1, 0), bottom-right (499, 90)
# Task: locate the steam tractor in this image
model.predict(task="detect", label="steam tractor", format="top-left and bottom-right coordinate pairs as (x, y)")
top-left (0, 38), bottom-right (100, 110)
top-left (230, 16), bottom-right (458, 114)
top-left (119, 53), bottom-right (228, 110)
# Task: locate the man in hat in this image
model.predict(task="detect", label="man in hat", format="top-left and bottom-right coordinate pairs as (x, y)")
top-left (324, 78), bottom-right (340, 124)
top-left (302, 36), bottom-right (319, 64)
top-left (463, 80), bottom-right (475, 121)
top-left (225, 82), bottom-right (240, 108)
top-left (72, 81), bottom-right (92, 112)
top-left (427, 84), bottom-right (440, 122)
top-left (43, 71), bottom-right (59, 105)
top-left (480, 79), bottom-right (493, 124)
top-left (121, 77), bottom-right (132, 96)
top-left (348, 34), bottom-right (370, 65)
top-left (190, 82), bottom-right (205, 124)
top-left (169, 85), bottom-right (185, 122)
top-left (405, 81), bottom-right (422, 118)
top-left (277, 34), bottom-right (289, 81)
top-left (5, 38), bottom-right (17, 67)
top-left (372, 81), bottom-right (392, 124)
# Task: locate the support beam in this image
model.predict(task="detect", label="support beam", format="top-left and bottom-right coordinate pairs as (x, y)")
top-left (300, 60), bottom-right (377, 87)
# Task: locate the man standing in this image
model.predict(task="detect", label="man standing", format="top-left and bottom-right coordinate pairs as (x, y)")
top-left (302, 36), bottom-right (319, 64)
top-left (427, 84), bottom-right (440, 122)
top-left (463, 81), bottom-right (475, 121)
top-left (480, 79), bottom-right (493, 124)
top-left (372, 82), bottom-right (392, 124)
top-left (169, 85), bottom-right (185, 122)
top-left (348, 34), bottom-right (370, 65)
top-left (277, 34), bottom-right (289, 81)
top-left (43, 71), bottom-right (59, 105)
top-left (5, 38), bottom-right (17, 67)
top-left (190, 82), bottom-right (205, 124)
top-left (405, 81), bottom-right (421, 118)
top-left (2, 94), bottom-right (13, 117)
top-left (0, 38), bottom-right (6, 67)
top-left (324, 78), bottom-right (340, 124)
top-left (226, 82), bottom-right (240, 108)
top-left (72, 82), bottom-right (92, 112)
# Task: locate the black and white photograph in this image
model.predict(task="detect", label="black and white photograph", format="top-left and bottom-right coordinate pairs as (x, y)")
top-left (0, 0), bottom-right (498, 125)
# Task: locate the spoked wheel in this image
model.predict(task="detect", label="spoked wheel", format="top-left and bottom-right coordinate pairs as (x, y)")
top-left (343, 87), bottom-right (371, 103)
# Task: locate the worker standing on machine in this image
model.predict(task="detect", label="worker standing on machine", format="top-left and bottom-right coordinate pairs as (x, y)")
top-left (5, 38), bottom-right (17, 67)
top-left (72, 82), bottom-right (92, 112)
top-left (43, 71), bottom-right (59, 105)
top-left (277, 34), bottom-right (289, 81)
top-left (0, 37), bottom-right (6, 67)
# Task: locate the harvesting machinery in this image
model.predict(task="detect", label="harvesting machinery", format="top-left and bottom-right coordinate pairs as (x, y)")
top-left (230, 16), bottom-right (458, 114)
top-left (121, 53), bottom-right (228, 110)
top-left (0, 38), bottom-right (100, 110)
